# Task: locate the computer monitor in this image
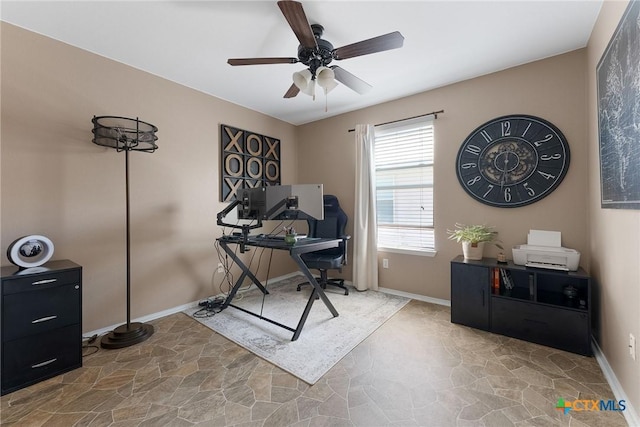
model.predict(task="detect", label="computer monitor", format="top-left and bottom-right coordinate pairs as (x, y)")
top-left (237, 184), bottom-right (324, 221)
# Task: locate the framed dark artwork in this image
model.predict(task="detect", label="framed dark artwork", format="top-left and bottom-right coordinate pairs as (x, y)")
top-left (220, 124), bottom-right (281, 202)
top-left (597, 0), bottom-right (640, 209)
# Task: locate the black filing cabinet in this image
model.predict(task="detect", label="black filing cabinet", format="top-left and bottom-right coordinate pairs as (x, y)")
top-left (1, 259), bottom-right (82, 395)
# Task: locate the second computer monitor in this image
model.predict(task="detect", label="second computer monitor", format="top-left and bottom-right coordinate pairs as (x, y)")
top-left (237, 184), bottom-right (324, 221)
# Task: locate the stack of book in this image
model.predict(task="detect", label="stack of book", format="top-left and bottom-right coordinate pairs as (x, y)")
top-left (492, 267), bottom-right (514, 292)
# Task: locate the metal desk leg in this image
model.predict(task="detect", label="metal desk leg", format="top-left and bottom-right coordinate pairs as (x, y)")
top-left (219, 241), bottom-right (269, 309)
top-left (292, 287), bottom-right (319, 341)
top-left (289, 253), bottom-right (339, 341)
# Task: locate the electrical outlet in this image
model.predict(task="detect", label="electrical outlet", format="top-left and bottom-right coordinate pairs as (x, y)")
top-left (217, 263), bottom-right (224, 274)
top-left (630, 334), bottom-right (636, 361)
top-left (383, 259), bottom-right (389, 269)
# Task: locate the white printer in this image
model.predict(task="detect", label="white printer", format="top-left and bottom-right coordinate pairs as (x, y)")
top-left (512, 230), bottom-right (580, 271)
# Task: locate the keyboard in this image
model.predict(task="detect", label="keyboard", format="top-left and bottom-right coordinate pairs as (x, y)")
top-left (254, 234), bottom-right (307, 240)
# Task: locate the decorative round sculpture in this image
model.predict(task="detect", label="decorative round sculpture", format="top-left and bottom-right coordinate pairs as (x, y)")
top-left (7, 235), bottom-right (54, 268)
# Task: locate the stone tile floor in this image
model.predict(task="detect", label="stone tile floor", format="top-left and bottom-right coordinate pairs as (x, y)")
top-left (0, 300), bottom-right (629, 426)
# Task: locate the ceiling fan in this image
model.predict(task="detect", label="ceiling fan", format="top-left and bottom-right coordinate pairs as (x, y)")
top-left (227, 0), bottom-right (404, 99)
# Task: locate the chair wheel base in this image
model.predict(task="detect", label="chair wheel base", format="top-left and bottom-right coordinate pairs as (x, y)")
top-left (297, 278), bottom-right (349, 296)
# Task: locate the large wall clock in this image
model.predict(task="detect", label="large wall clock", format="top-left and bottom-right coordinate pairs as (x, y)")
top-left (456, 114), bottom-right (570, 208)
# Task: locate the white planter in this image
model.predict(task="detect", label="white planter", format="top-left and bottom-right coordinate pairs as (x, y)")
top-left (462, 241), bottom-right (485, 260)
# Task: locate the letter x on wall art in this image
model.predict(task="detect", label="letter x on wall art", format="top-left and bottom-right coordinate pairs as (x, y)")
top-left (220, 124), bottom-right (281, 202)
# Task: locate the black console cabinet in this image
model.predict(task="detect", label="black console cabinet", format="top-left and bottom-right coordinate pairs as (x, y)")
top-left (451, 256), bottom-right (591, 356)
top-left (1, 260), bottom-right (82, 395)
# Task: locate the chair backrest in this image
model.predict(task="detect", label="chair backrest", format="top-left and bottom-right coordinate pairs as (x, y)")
top-left (307, 195), bottom-right (348, 239)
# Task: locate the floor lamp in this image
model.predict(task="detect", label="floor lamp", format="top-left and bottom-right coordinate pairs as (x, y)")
top-left (92, 116), bottom-right (158, 349)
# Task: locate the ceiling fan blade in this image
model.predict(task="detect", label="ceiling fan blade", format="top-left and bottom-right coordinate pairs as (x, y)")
top-left (331, 66), bottom-right (372, 95)
top-left (277, 0), bottom-right (318, 50)
top-left (333, 31), bottom-right (404, 60)
top-left (284, 83), bottom-right (300, 98)
top-left (228, 57), bottom-right (299, 66)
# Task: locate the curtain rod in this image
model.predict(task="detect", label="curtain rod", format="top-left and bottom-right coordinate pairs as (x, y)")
top-left (347, 109), bottom-right (444, 133)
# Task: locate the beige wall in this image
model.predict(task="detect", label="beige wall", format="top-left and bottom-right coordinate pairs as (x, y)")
top-left (3, 3), bottom-right (640, 415)
top-left (587, 0), bottom-right (640, 413)
top-left (297, 49), bottom-right (589, 301)
top-left (0, 23), bottom-right (299, 332)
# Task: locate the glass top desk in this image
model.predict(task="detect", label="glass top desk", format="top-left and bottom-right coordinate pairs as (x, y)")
top-left (216, 235), bottom-right (341, 341)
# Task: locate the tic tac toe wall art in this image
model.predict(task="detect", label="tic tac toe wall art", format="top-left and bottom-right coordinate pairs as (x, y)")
top-left (220, 124), bottom-right (281, 202)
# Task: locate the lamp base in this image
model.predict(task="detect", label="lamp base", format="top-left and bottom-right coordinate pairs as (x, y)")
top-left (100, 322), bottom-right (154, 349)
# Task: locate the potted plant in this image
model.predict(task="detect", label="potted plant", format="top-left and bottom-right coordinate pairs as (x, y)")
top-left (283, 226), bottom-right (297, 244)
top-left (447, 223), bottom-right (503, 260)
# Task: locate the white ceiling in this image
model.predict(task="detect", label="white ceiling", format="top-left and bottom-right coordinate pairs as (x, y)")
top-left (1, 1), bottom-right (603, 125)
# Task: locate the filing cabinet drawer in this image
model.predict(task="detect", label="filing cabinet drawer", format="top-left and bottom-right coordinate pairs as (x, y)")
top-left (492, 298), bottom-right (590, 355)
top-left (2, 283), bottom-right (81, 341)
top-left (2, 269), bottom-right (80, 295)
top-left (1, 324), bottom-right (81, 394)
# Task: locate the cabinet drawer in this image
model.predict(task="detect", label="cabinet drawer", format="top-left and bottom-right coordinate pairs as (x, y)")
top-left (1, 324), bottom-right (81, 394)
top-left (491, 298), bottom-right (591, 355)
top-left (2, 269), bottom-right (80, 295)
top-left (2, 283), bottom-right (81, 341)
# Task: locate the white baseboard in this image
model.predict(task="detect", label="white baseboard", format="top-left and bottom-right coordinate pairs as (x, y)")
top-left (592, 338), bottom-right (639, 426)
top-left (83, 271), bottom-right (302, 339)
top-left (378, 286), bottom-right (451, 307)
top-left (83, 300), bottom-right (201, 339)
top-left (337, 278), bottom-right (451, 307)
top-left (85, 273), bottom-right (449, 338)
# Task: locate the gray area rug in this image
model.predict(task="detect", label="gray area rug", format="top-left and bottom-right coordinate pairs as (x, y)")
top-left (186, 275), bottom-right (409, 384)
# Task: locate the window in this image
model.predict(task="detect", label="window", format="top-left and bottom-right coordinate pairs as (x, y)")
top-left (374, 117), bottom-right (434, 252)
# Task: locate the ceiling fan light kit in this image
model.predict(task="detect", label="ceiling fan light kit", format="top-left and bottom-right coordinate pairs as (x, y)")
top-left (293, 66), bottom-right (337, 100)
top-left (293, 69), bottom-right (314, 96)
top-left (227, 0), bottom-right (404, 102)
top-left (316, 67), bottom-right (338, 93)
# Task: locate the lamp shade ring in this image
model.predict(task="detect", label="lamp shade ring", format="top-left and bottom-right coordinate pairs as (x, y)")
top-left (91, 116), bottom-right (158, 152)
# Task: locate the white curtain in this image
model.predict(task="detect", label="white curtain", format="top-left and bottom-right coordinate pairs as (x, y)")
top-left (353, 124), bottom-right (378, 291)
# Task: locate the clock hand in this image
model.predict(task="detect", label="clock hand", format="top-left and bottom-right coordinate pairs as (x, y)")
top-left (500, 152), bottom-right (510, 189)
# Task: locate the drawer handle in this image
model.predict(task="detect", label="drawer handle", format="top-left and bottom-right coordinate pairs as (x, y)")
top-left (32, 279), bottom-right (57, 286)
top-left (31, 358), bottom-right (57, 369)
top-left (32, 315), bottom-right (58, 324)
top-left (524, 318), bottom-right (548, 326)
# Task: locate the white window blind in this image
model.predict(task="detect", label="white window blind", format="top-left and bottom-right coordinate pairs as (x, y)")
top-left (374, 117), bottom-right (434, 251)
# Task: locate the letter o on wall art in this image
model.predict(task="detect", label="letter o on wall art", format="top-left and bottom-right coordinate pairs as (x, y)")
top-left (220, 124), bottom-right (281, 202)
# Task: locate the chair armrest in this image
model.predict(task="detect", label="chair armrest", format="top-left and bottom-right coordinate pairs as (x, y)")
top-left (340, 235), bottom-right (351, 265)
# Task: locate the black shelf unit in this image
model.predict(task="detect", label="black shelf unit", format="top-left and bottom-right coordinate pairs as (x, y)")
top-left (451, 256), bottom-right (591, 356)
top-left (1, 259), bottom-right (83, 395)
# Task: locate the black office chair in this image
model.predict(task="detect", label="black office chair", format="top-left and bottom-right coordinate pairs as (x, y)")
top-left (297, 195), bottom-right (351, 295)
